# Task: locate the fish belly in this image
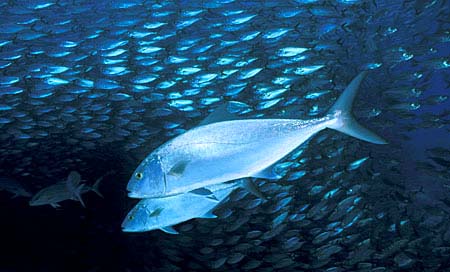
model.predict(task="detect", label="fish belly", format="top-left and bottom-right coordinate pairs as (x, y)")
top-left (156, 191), bottom-right (227, 228)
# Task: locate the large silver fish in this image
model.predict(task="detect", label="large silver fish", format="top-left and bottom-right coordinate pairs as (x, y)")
top-left (127, 72), bottom-right (387, 199)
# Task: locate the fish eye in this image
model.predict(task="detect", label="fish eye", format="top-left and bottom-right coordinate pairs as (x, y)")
top-left (135, 172), bottom-right (143, 180)
top-left (128, 215), bottom-right (134, 220)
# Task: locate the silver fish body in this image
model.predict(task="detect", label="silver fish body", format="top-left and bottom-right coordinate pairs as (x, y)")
top-left (29, 181), bottom-right (76, 208)
top-left (29, 171), bottom-right (103, 208)
top-left (122, 181), bottom-right (241, 233)
top-left (127, 72), bottom-right (387, 198)
top-left (151, 116), bottom-right (333, 196)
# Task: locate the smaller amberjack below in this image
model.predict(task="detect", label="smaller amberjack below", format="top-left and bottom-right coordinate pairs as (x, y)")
top-left (127, 71), bottom-right (387, 199)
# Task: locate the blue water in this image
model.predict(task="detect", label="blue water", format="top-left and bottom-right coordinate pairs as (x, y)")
top-left (0, 0), bottom-right (449, 271)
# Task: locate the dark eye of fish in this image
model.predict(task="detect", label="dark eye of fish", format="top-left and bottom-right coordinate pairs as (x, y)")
top-left (135, 172), bottom-right (143, 180)
top-left (128, 215), bottom-right (134, 220)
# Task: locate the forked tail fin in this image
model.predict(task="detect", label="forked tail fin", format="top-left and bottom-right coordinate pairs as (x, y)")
top-left (91, 176), bottom-right (104, 198)
top-left (327, 71), bottom-right (387, 145)
top-left (90, 170), bottom-right (116, 198)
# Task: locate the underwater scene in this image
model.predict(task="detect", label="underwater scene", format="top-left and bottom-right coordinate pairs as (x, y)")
top-left (0, 0), bottom-right (449, 271)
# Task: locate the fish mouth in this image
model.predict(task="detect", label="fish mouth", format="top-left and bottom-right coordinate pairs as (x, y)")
top-left (121, 226), bottom-right (133, 232)
top-left (121, 225), bottom-right (143, 233)
top-left (127, 189), bottom-right (160, 199)
top-left (121, 220), bottom-right (133, 232)
top-left (127, 191), bottom-right (145, 198)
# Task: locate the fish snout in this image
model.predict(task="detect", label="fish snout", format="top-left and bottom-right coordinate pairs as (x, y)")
top-left (127, 191), bottom-right (141, 198)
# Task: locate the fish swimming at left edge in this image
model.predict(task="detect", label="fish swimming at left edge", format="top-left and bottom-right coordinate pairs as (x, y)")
top-left (126, 71), bottom-right (387, 199)
top-left (29, 171), bottom-right (104, 208)
top-left (0, 176), bottom-right (32, 198)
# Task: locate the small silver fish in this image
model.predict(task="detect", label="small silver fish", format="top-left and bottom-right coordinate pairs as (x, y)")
top-left (127, 72), bottom-right (387, 199)
top-left (29, 171), bottom-right (103, 208)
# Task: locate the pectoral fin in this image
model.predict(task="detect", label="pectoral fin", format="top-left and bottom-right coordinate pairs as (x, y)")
top-left (149, 207), bottom-right (163, 217)
top-left (168, 160), bottom-right (189, 177)
top-left (160, 226), bottom-right (179, 235)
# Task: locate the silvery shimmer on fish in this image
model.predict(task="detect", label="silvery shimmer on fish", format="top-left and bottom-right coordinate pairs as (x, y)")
top-left (127, 72), bottom-right (387, 199)
top-left (122, 180), bottom-right (245, 234)
top-left (29, 171), bottom-right (103, 208)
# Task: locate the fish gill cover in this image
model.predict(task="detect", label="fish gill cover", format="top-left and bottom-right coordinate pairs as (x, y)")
top-left (0, 0), bottom-right (449, 271)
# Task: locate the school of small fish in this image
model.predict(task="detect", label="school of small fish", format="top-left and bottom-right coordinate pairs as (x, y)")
top-left (0, 0), bottom-right (449, 271)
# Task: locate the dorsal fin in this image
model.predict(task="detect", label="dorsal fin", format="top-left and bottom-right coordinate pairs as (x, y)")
top-left (199, 103), bottom-right (239, 126)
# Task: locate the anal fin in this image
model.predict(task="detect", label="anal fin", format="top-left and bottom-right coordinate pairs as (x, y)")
top-left (206, 195), bottom-right (219, 201)
top-left (160, 226), bottom-right (179, 235)
top-left (189, 187), bottom-right (214, 196)
top-left (199, 211), bottom-right (217, 219)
